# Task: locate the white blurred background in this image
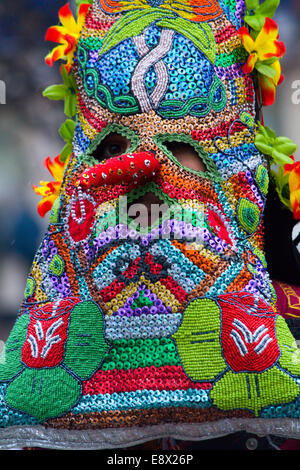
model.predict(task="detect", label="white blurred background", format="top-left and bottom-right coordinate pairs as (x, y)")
top-left (0, 0), bottom-right (299, 340)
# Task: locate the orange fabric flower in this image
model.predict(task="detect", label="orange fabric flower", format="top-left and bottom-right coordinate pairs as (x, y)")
top-left (284, 158), bottom-right (300, 220)
top-left (238, 17), bottom-right (285, 106)
top-left (45, 3), bottom-right (91, 73)
top-left (258, 59), bottom-right (284, 107)
top-left (33, 155), bottom-right (68, 217)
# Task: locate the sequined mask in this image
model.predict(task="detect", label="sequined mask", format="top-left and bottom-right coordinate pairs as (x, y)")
top-left (1, 0), bottom-right (300, 447)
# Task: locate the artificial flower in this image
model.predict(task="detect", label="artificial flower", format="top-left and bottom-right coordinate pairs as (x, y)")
top-left (33, 155), bottom-right (69, 217)
top-left (45, 3), bottom-right (91, 73)
top-left (244, 0), bottom-right (280, 32)
top-left (238, 17), bottom-right (285, 105)
top-left (257, 59), bottom-right (284, 106)
top-left (284, 159), bottom-right (300, 220)
top-left (239, 17), bottom-right (285, 74)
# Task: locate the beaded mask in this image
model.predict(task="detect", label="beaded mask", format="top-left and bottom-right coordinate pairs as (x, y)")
top-left (1, 0), bottom-right (300, 449)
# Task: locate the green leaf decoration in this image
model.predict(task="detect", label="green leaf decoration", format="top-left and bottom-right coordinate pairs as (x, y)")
top-left (59, 119), bottom-right (76, 143)
top-left (245, 0), bottom-right (280, 31)
top-left (211, 367), bottom-right (300, 416)
top-left (276, 315), bottom-right (300, 376)
top-left (75, 0), bottom-right (93, 13)
top-left (64, 94), bottom-right (77, 118)
top-left (172, 298), bottom-right (226, 382)
top-left (100, 9), bottom-right (216, 64)
top-left (255, 123), bottom-right (296, 166)
top-left (246, 0), bottom-right (259, 9)
top-left (64, 301), bottom-right (110, 380)
top-left (43, 66), bottom-right (77, 118)
top-left (0, 313), bottom-right (29, 382)
top-left (237, 198), bottom-right (261, 234)
top-left (5, 367), bottom-right (81, 421)
top-left (255, 62), bottom-right (278, 79)
top-left (275, 137), bottom-right (298, 156)
top-left (258, 123), bottom-right (277, 140)
top-left (60, 142), bottom-right (73, 163)
top-left (245, 15), bottom-right (264, 33)
top-left (258, 0), bottom-right (280, 16)
top-left (61, 66), bottom-right (78, 118)
top-left (43, 84), bottom-right (67, 101)
top-left (254, 136), bottom-right (273, 156)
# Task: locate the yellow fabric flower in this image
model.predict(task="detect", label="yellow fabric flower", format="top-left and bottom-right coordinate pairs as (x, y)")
top-left (33, 155), bottom-right (68, 217)
top-left (45, 3), bottom-right (91, 72)
top-left (238, 17), bottom-right (285, 106)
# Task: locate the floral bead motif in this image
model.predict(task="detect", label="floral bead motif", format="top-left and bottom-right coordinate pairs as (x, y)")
top-left (173, 292), bottom-right (300, 416)
top-left (0, 298), bottom-right (110, 421)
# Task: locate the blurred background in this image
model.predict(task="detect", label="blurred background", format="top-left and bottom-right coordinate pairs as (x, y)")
top-left (0, 0), bottom-right (300, 341)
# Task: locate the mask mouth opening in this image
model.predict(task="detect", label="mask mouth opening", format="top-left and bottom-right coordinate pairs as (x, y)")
top-left (125, 183), bottom-right (170, 229)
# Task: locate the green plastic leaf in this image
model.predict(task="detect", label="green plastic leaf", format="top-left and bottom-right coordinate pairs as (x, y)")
top-left (245, 0), bottom-right (280, 31)
top-left (274, 139), bottom-right (297, 156)
top-left (211, 367), bottom-right (300, 416)
top-left (0, 313), bottom-right (29, 382)
top-left (59, 119), bottom-right (75, 143)
top-left (5, 367), bottom-right (81, 421)
top-left (64, 301), bottom-right (110, 380)
top-left (43, 84), bottom-right (67, 101)
top-left (255, 140), bottom-right (273, 156)
top-left (272, 148), bottom-right (294, 166)
top-left (244, 14), bottom-right (265, 31)
top-left (258, 0), bottom-right (280, 17)
top-left (64, 94), bottom-right (77, 118)
top-left (60, 142), bottom-right (73, 162)
top-left (61, 63), bottom-right (71, 86)
top-left (255, 62), bottom-right (277, 79)
top-left (245, 0), bottom-right (259, 9)
top-left (277, 315), bottom-right (300, 375)
top-left (172, 298), bottom-right (226, 382)
top-left (259, 123), bottom-right (277, 141)
top-left (75, 0), bottom-right (92, 13)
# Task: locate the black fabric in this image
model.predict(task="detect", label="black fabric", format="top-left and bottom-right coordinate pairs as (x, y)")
top-left (264, 181), bottom-right (300, 286)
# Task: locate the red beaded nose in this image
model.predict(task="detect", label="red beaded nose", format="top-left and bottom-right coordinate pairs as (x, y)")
top-left (79, 152), bottom-right (161, 188)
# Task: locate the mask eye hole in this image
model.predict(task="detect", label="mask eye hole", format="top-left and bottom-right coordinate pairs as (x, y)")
top-left (93, 132), bottom-right (131, 162)
top-left (164, 141), bottom-right (207, 173)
